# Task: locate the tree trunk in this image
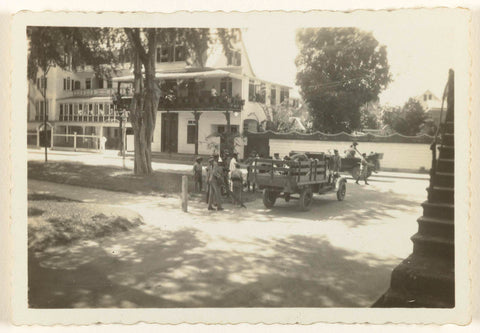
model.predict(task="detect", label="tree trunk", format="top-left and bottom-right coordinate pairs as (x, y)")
top-left (126, 28), bottom-right (161, 175)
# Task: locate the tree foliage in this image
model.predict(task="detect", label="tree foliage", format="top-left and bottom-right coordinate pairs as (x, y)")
top-left (381, 98), bottom-right (426, 136)
top-left (27, 27), bottom-right (119, 82)
top-left (295, 28), bottom-right (391, 133)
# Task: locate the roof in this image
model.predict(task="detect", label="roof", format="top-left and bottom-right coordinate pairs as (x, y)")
top-left (112, 69), bottom-right (244, 83)
top-left (415, 90), bottom-right (443, 110)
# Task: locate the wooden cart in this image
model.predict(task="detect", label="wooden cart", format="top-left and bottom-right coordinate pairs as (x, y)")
top-left (251, 153), bottom-right (347, 211)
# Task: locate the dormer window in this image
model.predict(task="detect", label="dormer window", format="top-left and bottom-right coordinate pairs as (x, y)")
top-left (156, 44), bottom-right (186, 63)
top-left (227, 50), bottom-right (241, 66)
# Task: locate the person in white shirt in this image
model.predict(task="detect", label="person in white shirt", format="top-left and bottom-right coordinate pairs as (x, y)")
top-left (228, 153), bottom-right (238, 192)
top-left (100, 136), bottom-right (107, 152)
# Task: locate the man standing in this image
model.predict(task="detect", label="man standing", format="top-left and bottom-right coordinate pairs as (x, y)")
top-left (333, 149), bottom-right (342, 174)
top-left (231, 163), bottom-right (246, 208)
top-left (356, 153), bottom-right (370, 185)
top-left (193, 157), bottom-right (203, 193)
top-left (208, 155), bottom-right (224, 211)
top-left (100, 135), bottom-right (107, 152)
top-left (228, 152), bottom-right (238, 192)
top-left (205, 156), bottom-right (213, 204)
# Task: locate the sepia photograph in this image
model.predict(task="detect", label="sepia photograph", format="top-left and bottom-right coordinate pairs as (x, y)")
top-left (10, 8), bottom-right (471, 325)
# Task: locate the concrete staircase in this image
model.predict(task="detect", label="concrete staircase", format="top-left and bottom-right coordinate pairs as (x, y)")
top-left (373, 70), bottom-right (455, 308)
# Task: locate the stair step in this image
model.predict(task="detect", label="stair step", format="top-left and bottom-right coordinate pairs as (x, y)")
top-left (426, 186), bottom-right (454, 204)
top-left (442, 133), bottom-right (454, 146)
top-left (443, 121), bottom-right (454, 134)
top-left (417, 216), bottom-right (454, 239)
top-left (411, 233), bottom-right (454, 258)
top-left (373, 288), bottom-right (454, 308)
top-left (422, 201), bottom-right (454, 220)
top-left (438, 145), bottom-right (454, 159)
top-left (389, 254), bottom-right (454, 304)
top-left (433, 172), bottom-right (454, 187)
top-left (436, 158), bottom-right (454, 172)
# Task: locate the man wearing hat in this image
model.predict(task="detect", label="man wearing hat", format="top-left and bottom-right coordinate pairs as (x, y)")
top-left (205, 156), bottom-right (214, 204)
top-left (356, 153), bottom-right (370, 185)
top-left (230, 162), bottom-right (246, 208)
top-left (208, 154), bottom-right (224, 211)
top-left (192, 156), bottom-right (203, 193)
top-left (333, 149), bottom-right (342, 174)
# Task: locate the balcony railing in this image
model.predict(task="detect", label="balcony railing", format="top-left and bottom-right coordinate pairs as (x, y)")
top-left (72, 87), bottom-right (133, 97)
top-left (59, 111), bottom-right (131, 123)
top-left (158, 94), bottom-right (244, 111)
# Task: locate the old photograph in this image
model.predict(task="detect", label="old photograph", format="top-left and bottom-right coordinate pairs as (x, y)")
top-left (10, 9), bottom-right (471, 324)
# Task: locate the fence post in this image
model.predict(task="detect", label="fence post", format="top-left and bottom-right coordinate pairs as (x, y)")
top-left (36, 128), bottom-right (40, 148)
top-left (181, 175), bottom-right (188, 212)
top-left (50, 128), bottom-right (54, 149)
top-left (73, 132), bottom-right (77, 152)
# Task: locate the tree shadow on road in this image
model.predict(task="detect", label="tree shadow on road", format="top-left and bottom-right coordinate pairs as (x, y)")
top-left (29, 225), bottom-right (400, 308)
top-left (176, 184), bottom-right (424, 229)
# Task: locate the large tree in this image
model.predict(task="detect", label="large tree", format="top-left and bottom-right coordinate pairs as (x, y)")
top-left (295, 28), bottom-right (391, 133)
top-left (123, 28), bottom-right (238, 174)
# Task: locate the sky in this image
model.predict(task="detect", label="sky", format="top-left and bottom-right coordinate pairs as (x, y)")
top-left (242, 18), bottom-right (456, 106)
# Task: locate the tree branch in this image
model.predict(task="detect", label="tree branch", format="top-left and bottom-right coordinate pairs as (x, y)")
top-left (124, 28), bottom-right (148, 65)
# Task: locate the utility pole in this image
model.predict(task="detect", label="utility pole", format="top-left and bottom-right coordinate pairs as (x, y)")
top-left (43, 74), bottom-right (48, 162)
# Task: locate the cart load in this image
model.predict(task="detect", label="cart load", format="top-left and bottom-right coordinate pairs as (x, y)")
top-left (251, 152), bottom-right (347, 211)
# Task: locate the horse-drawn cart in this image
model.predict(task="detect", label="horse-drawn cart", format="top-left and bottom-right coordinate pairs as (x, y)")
top-left (251, 153), bottom-right (347, 211)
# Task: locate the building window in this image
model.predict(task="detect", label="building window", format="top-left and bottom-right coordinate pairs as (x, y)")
top-left (187, 120), bottom-right (196, 144)
top-left (175, 45), bottom-right (186, 61)
top-left (59, 104), bottom-right (64, 119)
top-left (227, 50), bottom-right (241, 66)
top-left (63, 78), bottom-right (67, 90)
top-left (86, 78), bottom-right (91, 89)
top-left (157, 46), bottom-right (170, 63)
top-left (220, 77), bottom-right (233, 97)
top-left (270, 87), bottom-right (277, 105)
top-left (249, 80), bottom-right (255, 102)
top-left (280, 88), bottom-right (289, 103)
top-left (98, 78), bottom-right (104, 89)
top-left (67, 77), bottom-right (71, 90)
top-left (107, 80), bottom-right (112, 89)
top-left (74, 80), bottom-right (81, 90)
top-left (252, 83), bottom-right (266, 103)
top-left (157, 44), bottom-right (186, 63)
top-left (216, 125), bottom-right (239, 134)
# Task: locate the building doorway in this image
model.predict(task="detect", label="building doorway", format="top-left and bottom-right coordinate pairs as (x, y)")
top-left (161, 113), bottom-right (178, 153)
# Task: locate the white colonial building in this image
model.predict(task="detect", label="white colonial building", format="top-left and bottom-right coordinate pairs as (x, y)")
top-left (28, 33), bottom-right (291, 159)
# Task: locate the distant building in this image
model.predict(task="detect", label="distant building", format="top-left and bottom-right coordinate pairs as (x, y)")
top-left (414, 90), bottom-right (446, 127)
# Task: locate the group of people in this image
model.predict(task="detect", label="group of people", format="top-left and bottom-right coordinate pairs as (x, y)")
top-left (346, 142), bottom-right (374, 185)
top-left (192, 150), bottom-right (246, 212)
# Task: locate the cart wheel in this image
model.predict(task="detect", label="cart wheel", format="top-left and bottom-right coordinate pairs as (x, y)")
top-left (284, 193), bottom-right (291, 202)
top-left (299, 186), bottom-right (313, 211)
top-left (337, 180), bottom-right (346, 201)
top-left (351, 166), bottom-right (360, 179)
top-left (263, 189), bottom-right (277, 208)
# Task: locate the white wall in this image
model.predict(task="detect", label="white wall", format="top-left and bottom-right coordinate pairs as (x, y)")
top-left (153, 111), bottom-right (242, 156)
top-left (269, 139), bottom-right (432, 171)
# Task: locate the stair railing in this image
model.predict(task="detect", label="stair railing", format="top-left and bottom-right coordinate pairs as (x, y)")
top-left (430, 79), bottom-right (450, 175)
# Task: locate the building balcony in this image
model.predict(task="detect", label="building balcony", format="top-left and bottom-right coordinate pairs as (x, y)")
top-left (58, 111), bottom-right (131, 123)
top-left (158, 94), bottom-right (244, 112)
top-left (71, 87), bottom-right (132, 97)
